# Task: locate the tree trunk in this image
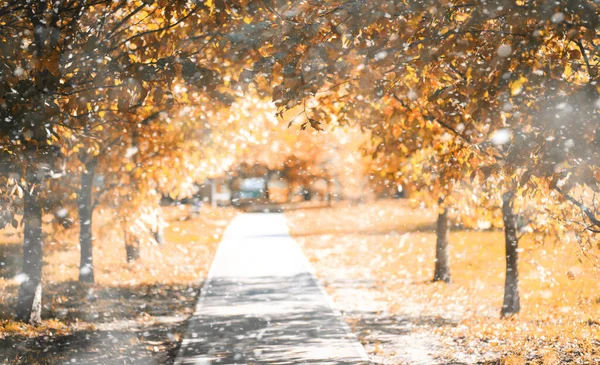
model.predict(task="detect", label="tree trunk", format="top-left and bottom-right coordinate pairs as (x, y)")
top-left (126, 241), bottom-right (140, 262)
top-left (78, 161), bottom-right (96, 283)
top-left (264, 170), bottom-right (271, 202)
top-left (433, 201), bottom-right (451, 283)
top-left (302, 188), bottom-right (311, 201)
top-left (153, 225), bottom-right (165, 245)
top-left (228, 178), bottom-right (235, 206)
top-left (501, 191), bottom-right (520, 317)
top-left (16, 165), bottom-right (43, 324)
top-left (124, 229), bottom-right (140, 262)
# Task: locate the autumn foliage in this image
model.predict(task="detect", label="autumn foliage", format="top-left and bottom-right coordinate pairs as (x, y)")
top-left (1, 2), bottom-right (599, 363)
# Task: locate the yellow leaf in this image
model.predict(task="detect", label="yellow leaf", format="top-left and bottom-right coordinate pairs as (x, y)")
top-left (510, 76), bottom-right (527, 96)
top-left (125, 162), bottom-right (135, 172)
top-left (455, 13), bottom-right (469, 22)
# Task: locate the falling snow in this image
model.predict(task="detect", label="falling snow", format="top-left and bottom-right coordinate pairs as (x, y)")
top-left (1, 1), bottom-right (599, 364)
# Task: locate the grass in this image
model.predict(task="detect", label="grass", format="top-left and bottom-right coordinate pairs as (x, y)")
top-left (286, 199), bottom-right (600, 364)
top-left (0, 204), bottom-right (237, 365)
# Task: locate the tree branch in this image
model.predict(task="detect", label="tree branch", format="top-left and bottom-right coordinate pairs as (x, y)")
top-left (106, 1), bottom-right (148, 40)
top-left (555, 186), bottom-right (600, 230)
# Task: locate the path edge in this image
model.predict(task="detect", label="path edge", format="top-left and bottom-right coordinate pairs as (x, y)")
top-left (172, 214), bottom-right (238, 365)
top-left (282, 214), bottom-right (372, 364)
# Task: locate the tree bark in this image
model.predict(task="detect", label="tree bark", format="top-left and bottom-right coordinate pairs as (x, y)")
top-left (16, 164), bottom-right (43, 324)
top-left (124, 229), bottom-right (140, 262)
top-left (501, 191), bottom-right (520, 317)
top-left (433, 201), bottom-right (451, 283)
top-left (78, 161), bottom-right (96, 283)
top-left (126, 241), bottom-right (140, 262)
top-left (264, 170), bottom-right (271, 201)
top-left (228, 177), bottom-right (235, 205)
top-left (302, 188), bottom-right (311, 201)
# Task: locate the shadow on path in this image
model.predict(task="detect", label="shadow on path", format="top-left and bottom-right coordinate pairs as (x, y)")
top-left (176, 213), bottom-right (369, 365)
top-left (178, 273), bottom-right (369, 364)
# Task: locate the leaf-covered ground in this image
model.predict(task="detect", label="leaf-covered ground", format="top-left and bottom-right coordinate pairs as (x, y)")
top-left (286, 200), bottom-right (600, 364)
top-left (0, 205), bottom-right (236, 365)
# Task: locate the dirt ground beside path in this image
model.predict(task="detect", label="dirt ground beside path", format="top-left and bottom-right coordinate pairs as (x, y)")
top-left (285, 200), bottom-right (600, 364)
top-left (0, 205), bottom-right (236, 365)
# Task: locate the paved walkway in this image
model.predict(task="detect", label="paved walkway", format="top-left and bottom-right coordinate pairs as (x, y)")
top-left (175, 213), bottom-right (370, 365)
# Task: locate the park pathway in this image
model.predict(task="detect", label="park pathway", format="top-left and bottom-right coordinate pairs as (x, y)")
top-left (175, 213), bottom-right (370, 365)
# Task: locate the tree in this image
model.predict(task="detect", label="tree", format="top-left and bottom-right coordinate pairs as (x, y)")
top-left (2, 0), bottom-right (598, 322)
top-left (0, 0), bottom-right (235, 321)
top-left (228, 0), bottom-right (599, 316)
top-left (0, 0), bottom-right (85, 323)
